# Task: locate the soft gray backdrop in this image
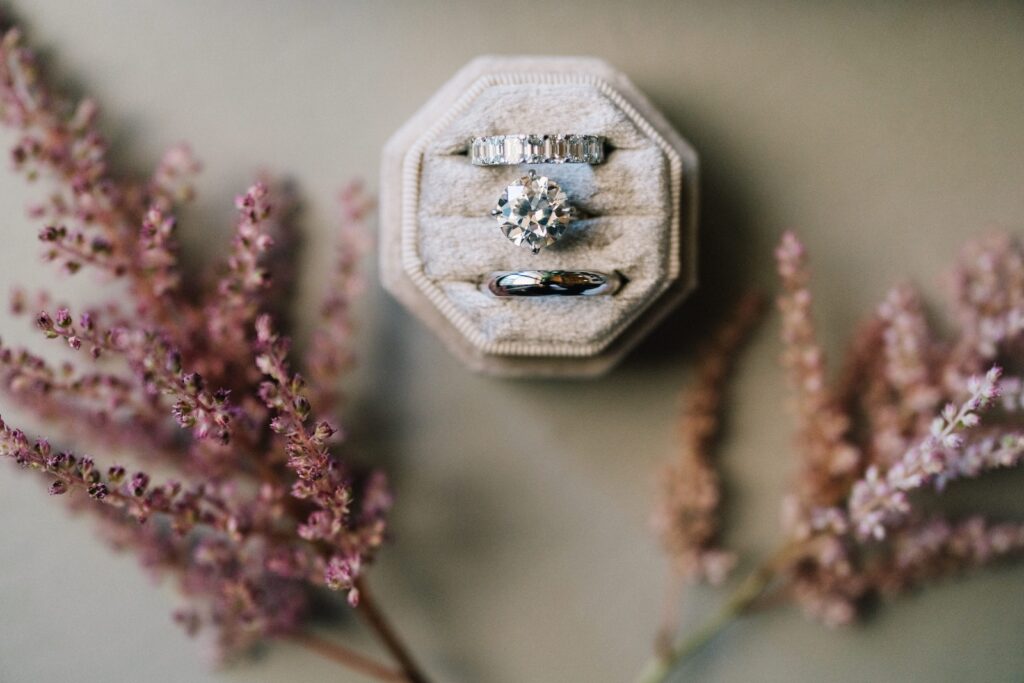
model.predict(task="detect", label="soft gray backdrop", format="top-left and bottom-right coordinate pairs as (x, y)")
top-left (1, 2), bottom-right (1023, 682)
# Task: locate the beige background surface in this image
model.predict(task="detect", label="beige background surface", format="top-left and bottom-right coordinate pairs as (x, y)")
top-left (1, 2), bottom-right (1023, 682)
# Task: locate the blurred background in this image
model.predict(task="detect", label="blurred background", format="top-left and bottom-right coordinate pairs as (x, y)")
top-left (1, 2), bottom-right (1023, 681)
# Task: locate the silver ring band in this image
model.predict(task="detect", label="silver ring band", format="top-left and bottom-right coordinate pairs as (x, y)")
top-left (471, 135), bottom-right (605, 166)
top-left (486, 270), bottom-right (621, 297)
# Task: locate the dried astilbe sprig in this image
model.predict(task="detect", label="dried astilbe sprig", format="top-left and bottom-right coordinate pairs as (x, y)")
top-left (641, 230), bottom-right (1024, 683)
top-left (0, 26), bottom-right (428, 683)
top-left (650, 291), bottom-right (764, 657)
top-left (305, 181), bottom-right (373, 416)
top-left (653, 291), bottom-right (765, 587)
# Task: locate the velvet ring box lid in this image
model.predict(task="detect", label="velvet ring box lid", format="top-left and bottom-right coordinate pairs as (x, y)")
top-left (380, 55), bottom-right (698, 378)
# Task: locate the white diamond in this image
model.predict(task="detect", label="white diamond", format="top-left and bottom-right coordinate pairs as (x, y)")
top-left (567, 136), bottom-right (585, 161)
top-left (527, 135), bottom-right (545, 163)
top-left (487, 139), bottom-right (504, 163)
top-left (492, 170), bottom-right (574, 254)
top-left (503, 136), bottom-right (525, 163)
top-left (541, 137), bottom-right (554, 159)
top-left (552, 136), bottom-right (568, 161)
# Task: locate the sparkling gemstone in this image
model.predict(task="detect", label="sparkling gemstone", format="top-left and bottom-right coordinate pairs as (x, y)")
top-left (471, 139), bottom-right (486, 163)
top-left (491, 170), bottom-right (574, 254)
top-left (503, 136), bottom-right (525, 163)
top-left (487, 139), bottom-right (504, 163)
top-left (552, 136), bottom-right (568, 160)
top-left (526, 135), bottom-right (545, 163)
top-left (541, 137), bottom-right (555, 159)
top-left (567, 136), bottom-right (585, 162)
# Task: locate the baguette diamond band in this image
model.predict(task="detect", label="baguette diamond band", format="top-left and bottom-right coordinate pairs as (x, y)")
top-left (486, 270), bottom-right (621, 297)
top-left (471, 134), bottom-right (605, 166)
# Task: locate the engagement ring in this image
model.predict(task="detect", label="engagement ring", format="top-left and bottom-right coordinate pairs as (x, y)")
top-left (491, 170), bottom-right (577, 254)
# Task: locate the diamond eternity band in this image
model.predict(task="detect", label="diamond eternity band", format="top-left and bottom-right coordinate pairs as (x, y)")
top-left (470, 134), bottom-right (605, 166)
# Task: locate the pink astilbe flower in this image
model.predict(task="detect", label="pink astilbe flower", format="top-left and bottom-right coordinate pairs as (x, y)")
top-left (206, 183), bottom-right (275, 353)
top-left (151, 143), bottom-right (203, 209)
top-left (874, 515), bottom-right (1024, 595)
top-left (653, 292), bottom-right (764, 586)
top-left (0, 25), bottom-right (425, 681)
top-left (647, 231), bottom-right (1024, 682)
top-left (846, 367), bottom-right (1024, 540)
top-left (33, 307), bottom-right (234, 444)
top-left (877, 285), bottom-right (942, 416)
top-left (256, 314), bottom-right (391, 607)
top-left (1, 29), bottom-right (145, 286)
top-left (775, 233), bottom-right (861, 539)
top-left (0, 416), bottom-right (235, 529)
top-left (138, 206), bottom-right (182, 299)
top-left (835, 286), bottom-right (946, 472)
top-left (305, 181), bottom-right (373, 415)
top-left (948, 232), bottom-right (1024, 361)
top-left (773, 233), bottom-right (1024, 624)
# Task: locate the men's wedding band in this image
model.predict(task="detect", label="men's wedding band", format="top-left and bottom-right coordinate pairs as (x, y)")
top-left (471, 134), bottom-right (605, 166)
top-left (486, 270), bottom-right (622, 297)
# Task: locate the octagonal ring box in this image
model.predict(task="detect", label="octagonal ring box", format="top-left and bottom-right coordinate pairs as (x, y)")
top-left (380, 56), bottom-right (698, 378)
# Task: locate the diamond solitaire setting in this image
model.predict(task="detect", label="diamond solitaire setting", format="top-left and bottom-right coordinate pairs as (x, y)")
top-left (491, 170), bottom-right (575, 254)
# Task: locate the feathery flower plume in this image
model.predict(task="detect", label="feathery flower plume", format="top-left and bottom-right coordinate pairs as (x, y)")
top-left (0, 25), bottom-right (427, 682)
top-left (653, 292), bottom-right (764, 586)
top-left (643, 231), bottom-right (1024, 683)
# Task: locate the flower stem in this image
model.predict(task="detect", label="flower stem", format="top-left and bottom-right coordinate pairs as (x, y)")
top-left (636, 548), bottom-right (791, 683)
top-left (354, 577), bottom-right (433, 683)
top-left (290, 631), bottom-right (404, 681)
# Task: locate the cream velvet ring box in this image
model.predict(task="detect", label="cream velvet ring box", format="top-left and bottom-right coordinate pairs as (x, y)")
top-left (380, 56), bottom-right (698, 378)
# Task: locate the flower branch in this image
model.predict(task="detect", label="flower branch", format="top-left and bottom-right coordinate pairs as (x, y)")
top-left (644, 230), bottom-right (1024, 681)
top-left (0, 24), bottom-right (430, 681)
